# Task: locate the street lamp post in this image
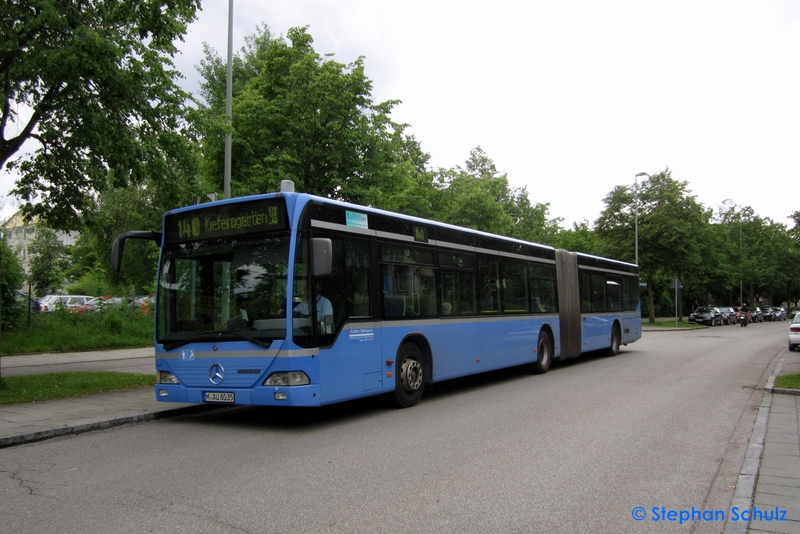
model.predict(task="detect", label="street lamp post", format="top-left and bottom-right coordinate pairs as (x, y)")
top-left (224, 0), bottom-right (234, 200)
top-left (634, 172), bottom-right (649, 266)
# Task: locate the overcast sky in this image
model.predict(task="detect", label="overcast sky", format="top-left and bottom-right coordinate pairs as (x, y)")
top-left (4, 0), bottom-right (799, 229)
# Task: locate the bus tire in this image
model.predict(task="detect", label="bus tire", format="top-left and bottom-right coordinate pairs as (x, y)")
top-left (390, 343), bottom-right (425, 408)
top-left (606, 325), bottom-right (621, 356)
top-left (526, 330), bottom-right (552, 375)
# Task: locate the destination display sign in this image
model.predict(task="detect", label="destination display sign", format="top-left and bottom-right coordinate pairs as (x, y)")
top-left (164, 199), bottom-right (287, 244)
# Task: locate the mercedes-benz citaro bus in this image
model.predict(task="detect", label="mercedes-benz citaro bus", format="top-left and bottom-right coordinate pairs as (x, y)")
top-left (112, 180), bottom-right (641, 408)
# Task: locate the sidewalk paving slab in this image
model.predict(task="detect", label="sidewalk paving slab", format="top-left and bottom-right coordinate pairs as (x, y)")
top-left (737, 350), bottom-right (800, 534)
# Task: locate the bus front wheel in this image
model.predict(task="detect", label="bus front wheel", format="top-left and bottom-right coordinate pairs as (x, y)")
top-left (391, 343), bottom-right (425, 408)
top-left (526, 331), bottom-right (552, 375)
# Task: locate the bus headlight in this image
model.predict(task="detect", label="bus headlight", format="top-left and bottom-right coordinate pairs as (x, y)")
top-left (264, 371), bottom-right (310, 386)
top-left (157, 371), bottom-right (180, 384)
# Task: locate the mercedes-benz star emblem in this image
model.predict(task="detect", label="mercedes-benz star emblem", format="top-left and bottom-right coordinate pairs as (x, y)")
top-left (209, 363), bottom-right (225, 385)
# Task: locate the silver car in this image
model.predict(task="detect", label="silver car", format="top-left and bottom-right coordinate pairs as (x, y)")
top-left (717, 306), bottom-right (737, 325)
top-left (38, 295), bottom-right (94, 312)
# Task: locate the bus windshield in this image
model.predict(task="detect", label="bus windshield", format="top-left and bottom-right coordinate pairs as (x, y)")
top-left (156, 234), bottom-right (290, 347)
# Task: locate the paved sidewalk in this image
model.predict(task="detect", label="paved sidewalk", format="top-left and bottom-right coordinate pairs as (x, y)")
top-left (741, 349), bottom-right (800, 534)
top-left (0, 348), bottom-right (211, 448)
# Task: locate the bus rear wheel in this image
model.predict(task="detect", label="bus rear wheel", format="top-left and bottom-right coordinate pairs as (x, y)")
top-left (390, 343), bottom-right (425, 408)
top-left (526, 330), bottom-right (552, 375)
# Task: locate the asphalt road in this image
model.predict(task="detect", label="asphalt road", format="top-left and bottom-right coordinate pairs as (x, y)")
top-left (0, 321), bottom-right (788, 533)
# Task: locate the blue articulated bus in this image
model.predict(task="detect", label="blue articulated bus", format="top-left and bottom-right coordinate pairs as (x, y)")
top-left (112, 181), bottom-right (641, 408)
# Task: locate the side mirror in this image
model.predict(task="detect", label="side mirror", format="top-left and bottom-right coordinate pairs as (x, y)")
top-left (111, 231), bottom-right (162, 272)
top-left (312, 238), bottom-right (332, 277)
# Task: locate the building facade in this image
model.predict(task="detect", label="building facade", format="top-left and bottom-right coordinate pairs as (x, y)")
top-left (2, 210), bottom-right (79, 278)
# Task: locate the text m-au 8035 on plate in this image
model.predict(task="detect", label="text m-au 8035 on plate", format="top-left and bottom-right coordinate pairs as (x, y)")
top-left (204, 392), bottom-right (235, 403)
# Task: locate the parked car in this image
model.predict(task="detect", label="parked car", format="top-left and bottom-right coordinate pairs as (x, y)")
top-left (39, 295), bottom-right (94, 312)
top-left (717, 306), bottom-right (737, 325)
top-left (16, 290), bottom-right (41, 312)
top-left (130, 294), bottom-right (154, 313)
top-left (752, 307), bottom-right (764, 323)
top-left (688, 306), bottom-right (723, 326)
top-left (789, 314), bottom-right (800, 352)
top-left (761, 306), bottom-right (776, 322)
top-left (38, 295), bottom-right (58, 309)
top-left (775, 307), bottom-right (788, 321)
top-left (75, 296), bottom-right (122, 313)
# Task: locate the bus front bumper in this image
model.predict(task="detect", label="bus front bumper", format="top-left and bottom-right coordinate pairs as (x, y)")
top-left (154, 384), bottom-right (322, 407)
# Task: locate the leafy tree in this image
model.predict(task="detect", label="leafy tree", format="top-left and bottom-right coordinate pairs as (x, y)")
top-left (742, 216), bottom-right (793, 306)
top-left (786, 212), bottom-right (800, 307)
top-left (365, 134), bottom-right (439, 219)
top-left (596, 169), bottom-right (708, 322)
top-left (699, 220), bottom-right (740, 306)
top-left (0, 238), bottom-right (26, 331)
top-left (1, 0), bottom-right (201, 230)
top-left (27, 227), bottom-right (69, 296)
top-left (197, 25), bottom-right (421, 204)
top-left (434, 158), bottom-right (514, 236)
top-left (713, 203), bottom-right (800, 307)
top-left (66, 271), bottom-right (113, 297)
top-left (592, 184), bottom-right (637, 263)
top-left (551, 220), bottom-right (605, 256)
top-left (79, 183), bottom-right (165, 295)
top-left (434, 147), bottom-right (561, 242)
top-left (791, 211), bottom-right (800, 240)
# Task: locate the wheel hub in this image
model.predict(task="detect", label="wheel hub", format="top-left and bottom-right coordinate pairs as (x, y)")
top-left (401, 358), bottom-right (423, 392)
top-left (539, 340), bottom-right (549, 364)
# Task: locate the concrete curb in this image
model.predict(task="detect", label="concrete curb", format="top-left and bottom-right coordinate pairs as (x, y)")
top-left (723, 350), bottom-right (789, 534)
top-left (724, 392), bottom-right (771, 534)
top-left (0, 404), bottom-right (218, 449)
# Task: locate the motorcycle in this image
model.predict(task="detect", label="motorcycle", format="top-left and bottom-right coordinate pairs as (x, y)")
top-left (738, 310), bottom-right (751, 327)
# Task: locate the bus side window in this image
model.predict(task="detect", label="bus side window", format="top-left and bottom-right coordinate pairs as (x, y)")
top-left (529, 278), bottom-right (557, 313)
top-left (607, 277), bottom-right (622, 311)
top-left (580, 272), bottom-right (592, 312)
top-left (413, 267), bottom-right (437, 317)
top-left (478, 259), bottom-right (499, 314)
top-left (346, 240), bottom-right (371, 318)
top-left (456, 273), bottom-right (476, 315)
top-left (591, 273), bottom-right (606, 312)
top-left (503, 260), bottom-right (528, 313)
top-left (347, 270), bottom-right (370, 317)
top-left (382, 265), bottom-right (405, 317)
top-left (441, 270), bottom-right (475, 316)
top-left (325, 237), bottom-right (346, 330)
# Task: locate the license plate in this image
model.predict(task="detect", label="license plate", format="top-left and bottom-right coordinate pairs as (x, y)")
top-left (205, 391), bottom-right (235, 403)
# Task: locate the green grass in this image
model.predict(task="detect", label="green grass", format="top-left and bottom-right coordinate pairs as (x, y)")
top-left (644, 319), bottom-right (705, 328)
top-left (2, 306), bottom-right (153, 355)
top-left (0, 307), bottom-right (155, 404)
top-left (0, 372), bottom-right (156, 405)
top-left (775, 373), bottom-right (800, 390)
